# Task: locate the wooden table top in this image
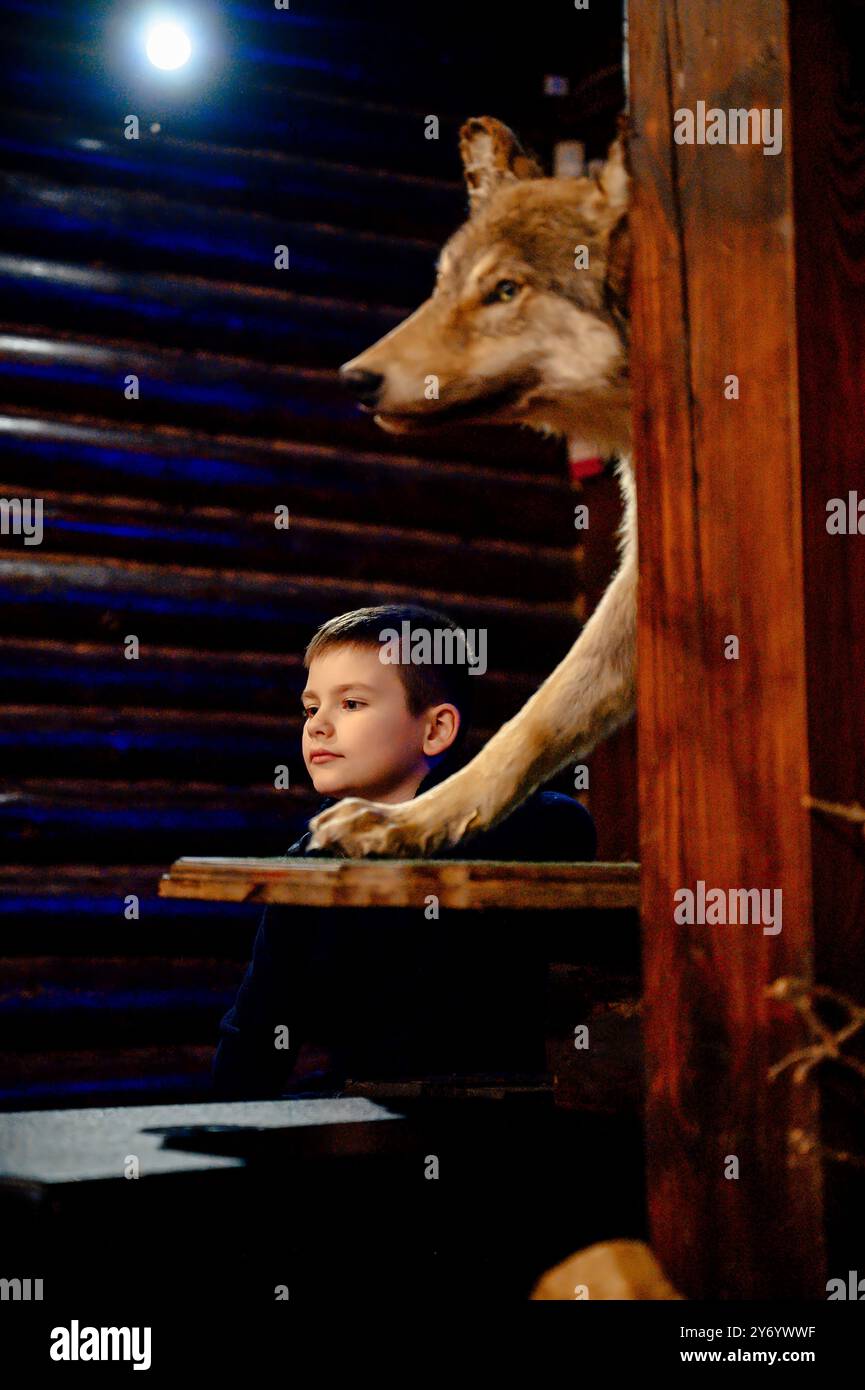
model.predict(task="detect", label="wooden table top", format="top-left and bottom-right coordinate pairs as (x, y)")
top-left (159, 857), bottom-right (640, 910)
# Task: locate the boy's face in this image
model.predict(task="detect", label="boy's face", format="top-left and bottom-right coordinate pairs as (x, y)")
top-left (301, 644), bottom-right (458, 803)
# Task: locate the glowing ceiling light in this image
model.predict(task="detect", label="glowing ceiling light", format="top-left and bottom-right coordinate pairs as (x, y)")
top-left (145, 21), bottom-right (192, 71)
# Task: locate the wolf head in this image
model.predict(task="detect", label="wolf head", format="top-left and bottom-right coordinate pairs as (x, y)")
top-left (340, 114), bottom-right (631, 459)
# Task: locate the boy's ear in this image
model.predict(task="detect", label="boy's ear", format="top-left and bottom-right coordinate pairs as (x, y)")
top-left (459, 115), bottom-right (545, 216)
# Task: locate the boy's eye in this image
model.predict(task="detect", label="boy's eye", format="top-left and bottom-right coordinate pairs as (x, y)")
top-left (484, 279), bottom-right (520, 305)
top-left (302, 700), bottom-right (364, 717)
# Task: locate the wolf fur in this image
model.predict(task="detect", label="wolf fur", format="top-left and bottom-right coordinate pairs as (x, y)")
top-left (308, 114), bottom-right (636, 857)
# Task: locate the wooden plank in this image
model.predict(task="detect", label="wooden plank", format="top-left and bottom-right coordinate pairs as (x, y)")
top-left (159, 856), bottom-right (640, 910)
top-left (789, 0), bottom-right (865, 1276)
top-left (630, 0), bottom-right (825, 1297)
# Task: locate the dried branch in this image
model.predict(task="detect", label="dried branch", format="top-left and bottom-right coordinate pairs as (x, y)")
top-left (801, 793), bottom-right (865, 835)
top-left (766, 976), bottom-right (865, 1084)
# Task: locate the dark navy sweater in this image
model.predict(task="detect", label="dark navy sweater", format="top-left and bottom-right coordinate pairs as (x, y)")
top-left (211, 772), bottom-right (596, 1098)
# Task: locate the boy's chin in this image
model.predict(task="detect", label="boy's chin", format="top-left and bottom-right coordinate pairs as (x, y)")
top-left (310, 767), bottom-right (352, 796)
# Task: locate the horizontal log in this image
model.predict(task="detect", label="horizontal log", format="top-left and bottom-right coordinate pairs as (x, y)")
top-left (0, 552), bottom-right (583, 669)
top-left (1, 172), bottom-right (440, 303)
top-left (0, 547), bottom-right (577, 625)
top-left (160, 857), bottom-right (641, 909)
top-left (0, 706), bottom-right (492, 782)
top-left (0, 4), bottom-right (612, 165)
top-left (0, 639), bottom-right (539, 724)
top-left (0, 254), bottom-right (404, 366)
top-left (0, 1053), bottom-right (555, 1109)
top-left (0, 32), bottom-right (478, 179)
top-left (0, 954), bottom-right (241, 990)
top-left (0, 330), bottom-right (569, 473)
top-left (0, 108), bottom-right (464, 240)
top-left (0, 781), bottom-right (315, 862)
top-left (0, 956), bottom-right (240, 1048)
top-left (12, 487), bottom-right (580, 603)
top-left (0, 881), bottom-right (261, 964)
top-left (0, 410), bottom-right (578, 542)
top-left (0, 1043), bottom-right (214, 1086)
top-left (0, 863), bottom-right (171, 897)
top-left (0, 1047), bottom-right (217, 1108)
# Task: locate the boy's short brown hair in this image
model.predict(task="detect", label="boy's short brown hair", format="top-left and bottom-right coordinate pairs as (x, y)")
top-left (304, 603), bottom-right (477, 765)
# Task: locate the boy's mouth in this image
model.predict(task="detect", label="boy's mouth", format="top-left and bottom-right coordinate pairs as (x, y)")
top-left (310, 751), bottom-right (343, 763)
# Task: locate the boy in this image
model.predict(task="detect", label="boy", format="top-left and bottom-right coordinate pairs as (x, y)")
top-left (212, 603), bottom-right (596, 1097)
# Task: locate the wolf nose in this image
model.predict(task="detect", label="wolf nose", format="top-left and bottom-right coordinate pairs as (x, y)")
top-left (339, 366), bottom-right (384, 406)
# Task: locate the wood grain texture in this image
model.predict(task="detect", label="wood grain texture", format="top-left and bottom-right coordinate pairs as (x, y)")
top-left (630, 0), bottom-right (825, 1298)
top-left (159, 856), bottom-right (640, 911)
top-left (789, 0), bottom-right (865, 1275)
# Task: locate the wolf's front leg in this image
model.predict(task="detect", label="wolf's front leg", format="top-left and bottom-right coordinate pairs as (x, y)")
top-left (308, 470), bottom-right (638, 859)
top-left (306, 787), bottom-right (486, 859)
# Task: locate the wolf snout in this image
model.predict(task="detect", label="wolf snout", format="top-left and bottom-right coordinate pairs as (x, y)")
top-left (339, 365), bottom-right (384, 407)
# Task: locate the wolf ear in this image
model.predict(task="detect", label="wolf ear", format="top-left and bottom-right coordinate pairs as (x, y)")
top-left (596, 113), bottom-right (630, 220)
top-left (604, 215), bottom-right (631, 336)
top-left (458, 115), bottom-right (544, 215)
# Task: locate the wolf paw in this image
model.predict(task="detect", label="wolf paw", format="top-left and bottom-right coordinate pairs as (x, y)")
top-left (307, 797), bottom-right (423, 858)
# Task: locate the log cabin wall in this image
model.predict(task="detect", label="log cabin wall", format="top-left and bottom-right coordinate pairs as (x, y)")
top-left (0, 0), bottom-right (635, 1108)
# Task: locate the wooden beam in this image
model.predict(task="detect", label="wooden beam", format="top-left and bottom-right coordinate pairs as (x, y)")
top-left (629, 0), bottom-right (825, 1298)
top-left (789, 0), bottom-right (865, 1276)
top-left (159, 857), bottom-right (640, 911)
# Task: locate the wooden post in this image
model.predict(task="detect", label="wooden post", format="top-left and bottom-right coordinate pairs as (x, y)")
top-left (629, 0), bottom-right (829, 1298)
top-left (790, 0), bottom-right (865, 1275)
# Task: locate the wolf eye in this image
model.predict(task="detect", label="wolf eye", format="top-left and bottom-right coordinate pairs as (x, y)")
top-left (485, 279), bottom-right (520, 305)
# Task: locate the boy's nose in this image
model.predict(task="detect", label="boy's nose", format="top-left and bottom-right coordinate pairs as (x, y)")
top-left (339, 366), bottom-right (384, 407)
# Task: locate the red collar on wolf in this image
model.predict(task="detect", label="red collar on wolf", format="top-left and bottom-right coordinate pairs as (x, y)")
top-left (339, 113), bottom-right (631, 468)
